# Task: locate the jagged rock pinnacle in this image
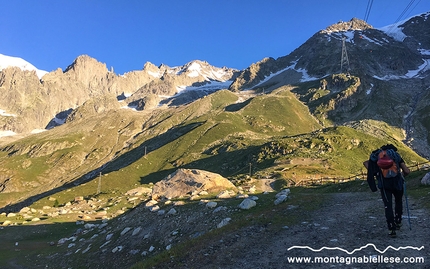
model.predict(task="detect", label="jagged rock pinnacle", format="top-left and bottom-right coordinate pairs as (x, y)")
top-left (322, 18), bottom-right (373, 33)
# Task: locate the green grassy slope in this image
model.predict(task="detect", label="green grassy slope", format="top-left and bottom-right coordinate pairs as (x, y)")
top-left (0, 86), bottom-right (427, 210)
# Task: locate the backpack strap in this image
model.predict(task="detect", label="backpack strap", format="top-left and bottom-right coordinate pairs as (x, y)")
top-left (385, 149), bottom-right (400, 163)
top-left (386, 149), bottom-right (401, 173)
top-left (370, 149), bottom-right (381, 162)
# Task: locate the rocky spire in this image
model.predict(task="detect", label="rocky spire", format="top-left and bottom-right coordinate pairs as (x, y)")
top-left (322, 18), bottom-right (373, 33)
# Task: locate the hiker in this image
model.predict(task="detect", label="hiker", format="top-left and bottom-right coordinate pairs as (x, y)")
top-left (363, 144), bottom-right (410, 237)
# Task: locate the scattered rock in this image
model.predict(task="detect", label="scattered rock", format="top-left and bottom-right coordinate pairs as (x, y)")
top-left (217, 217), bottom-right (232, 228)
top-left (1, 220), bottom-right (12, 226)
top-left (106, 233), bottom-right (113, 241)
top-left (59, 209), bottom-right (69, 215)
top-left (82, 244), bottom-right (92, 254)
top-left (206, 201), bottom-right (217, 208)
top-left (120, 227), bottom-right (131, 236)
top-left (129, 249), bottom-right (140, 255)
top-left (190, 195), bottom-right (200, 201)
top-left (112, 246), bottom-right (123, 253)
top-left (217, 190), bottom-right (235, 199)
top-left (213, 206), bottom-right (227, 213)
top-left (238, 198), bottom-right (256, 209)
top-left (126, 186), bottom-right (152, 196)
top-left (274, 195), bottom-right (288, 205)
top-left (19, 207), bottom-right (30, 213)
top-left (421, 172), bottom-right (430, 185)
top-left (90, 234), bottom-right (99, 240)
top-left (145, 200), bottom-right (158, 208)
top-left (100, 240), bottom-right (111, 249)
top-left (132, 227), bottom-right (142, 236)
top-left (150, 205), bottom-right (160, 212)
top-left (98, 223), bottom-right (108, 229)
top-left (274, 189), bottom-right (290, 205)
top-left (115, 210), bottom-right (125, 215)
top-left (84, 223), bottom-right (96, 229)
top-left (167, 208), bottom-right (177, 215)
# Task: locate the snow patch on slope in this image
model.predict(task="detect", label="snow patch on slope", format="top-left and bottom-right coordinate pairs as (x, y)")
top-left (376, 12), bottom-right (430, 42)
top-left (175, 80), bottom-right (232, 95)
top-left (185, 62), bottom-right (202, 78)
top-left (0, 109), bottom-right (17, 117)
top-left (147, 70), bottom-right (162, 78)
top-left (378, 23), bottom-right (407, 42)
top-left (0, 130), bottom-right (16, 138)
top-left (374, 59), bottom-right (430, 80)
top-left (0, 54), bottom-right (48, 79)
top-left (176, 61), bottom-right (234, 81)
top-left (250, 59), bottom-right (319, 90)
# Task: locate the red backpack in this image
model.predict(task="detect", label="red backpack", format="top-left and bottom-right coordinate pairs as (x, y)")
top-left (377, 150), bottom-right (399, 178)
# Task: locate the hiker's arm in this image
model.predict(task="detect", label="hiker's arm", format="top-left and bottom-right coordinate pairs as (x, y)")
top-left (363, 160), bottom-right (369, 169)
top-left (400, 162), bottom-right (410, 177)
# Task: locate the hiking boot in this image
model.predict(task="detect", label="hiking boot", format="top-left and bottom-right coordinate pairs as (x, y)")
top-left (395, 222), bottom-right (402, 230)
top-left (388, 229), bottom-right (396, 237)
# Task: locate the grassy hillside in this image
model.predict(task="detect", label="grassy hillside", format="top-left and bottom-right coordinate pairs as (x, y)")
top-left (0, 84), bottom-right (429, 269)
top-left (0, 86), bottom-right (427, 211)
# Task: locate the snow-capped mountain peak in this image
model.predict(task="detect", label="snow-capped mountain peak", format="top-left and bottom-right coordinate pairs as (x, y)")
top-left (174, 60), bottom-right (237, 82)
top-left (0, 53), bottom-right (48, 79)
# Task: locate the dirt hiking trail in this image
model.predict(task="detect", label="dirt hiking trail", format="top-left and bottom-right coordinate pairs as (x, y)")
top-left (168, 191), bottom-right (429, 269)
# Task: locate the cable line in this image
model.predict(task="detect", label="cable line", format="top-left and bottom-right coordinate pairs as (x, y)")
top-left (387, 0), bottom-right (421, 34)
top-left (404, 0), bottom-right (422, 18)
top-left (364, 0), bottom-right (374, 22)
top-left (394, 0), bottom-right (416, 23)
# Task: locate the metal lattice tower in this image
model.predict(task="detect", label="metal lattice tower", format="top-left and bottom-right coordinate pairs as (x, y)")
top-left (340, 37), bottom-right (350, 73)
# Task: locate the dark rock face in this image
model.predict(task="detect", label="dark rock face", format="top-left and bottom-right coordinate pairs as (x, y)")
top-left (225, 13), bottom-right (430, 157)
top-left (229, 15), bottom-right (430, 93)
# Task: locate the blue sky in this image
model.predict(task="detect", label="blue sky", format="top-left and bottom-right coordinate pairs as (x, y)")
top-left (1, 0), bottom-right (429, 74)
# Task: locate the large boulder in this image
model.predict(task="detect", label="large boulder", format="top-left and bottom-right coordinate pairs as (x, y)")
top-left (151, 169), bottom-right (237, 200)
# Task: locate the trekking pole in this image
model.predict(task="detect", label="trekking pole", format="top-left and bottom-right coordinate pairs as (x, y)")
top-left (403, 178), bottom-right (412, 230)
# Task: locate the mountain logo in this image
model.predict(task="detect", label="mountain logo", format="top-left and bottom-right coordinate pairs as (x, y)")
top-left (287, 243), bottom-right (424, 255)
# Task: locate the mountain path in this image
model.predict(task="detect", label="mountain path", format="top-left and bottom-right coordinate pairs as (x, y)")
top-left (172, 191), bottom-right (430, 269)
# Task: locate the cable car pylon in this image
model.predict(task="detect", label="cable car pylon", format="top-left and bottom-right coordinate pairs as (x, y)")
top-left (340, 36), bottom-right (351, 74)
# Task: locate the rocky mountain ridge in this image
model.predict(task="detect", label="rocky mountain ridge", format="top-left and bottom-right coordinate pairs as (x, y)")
top-left (0, 55), bottom-right (239, 134)
top-left (228, 12), bottom-right (430, 157)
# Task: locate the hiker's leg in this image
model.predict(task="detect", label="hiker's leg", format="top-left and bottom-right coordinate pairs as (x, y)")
top-left (394, 189), bottom-right (404, 224)
top-left (381, 188), bottom-right (395, 230)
